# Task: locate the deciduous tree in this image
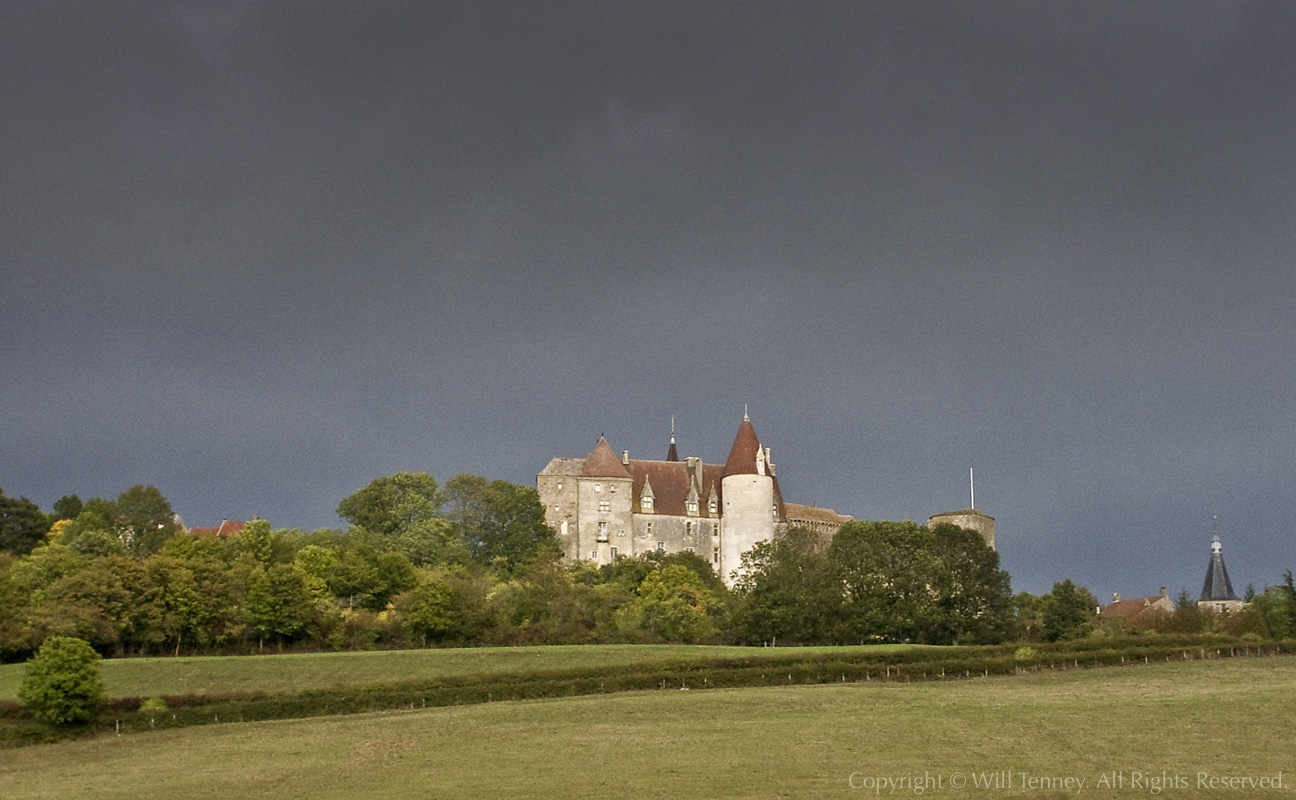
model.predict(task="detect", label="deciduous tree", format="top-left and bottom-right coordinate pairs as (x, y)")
top-left (1040, 579), bottom-right (1097, 641)
top-left (17, 636), bottom-right (106, 724)
top-left (733, 526), bottom-right (839, 644)
top-left (0, 489), bottom-right (50, 555)
top-left (442, 474), bottom-right (561, 569)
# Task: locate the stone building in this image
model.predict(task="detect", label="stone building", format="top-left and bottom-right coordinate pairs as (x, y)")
top-left (1101, 587), bottom-right (1176, 622)
top-left (538, 414), bottom-right (994, 585)
top-left (538, 415), bottom-right (846, 585)
top-left (784, 502), bottom-right (855, 538)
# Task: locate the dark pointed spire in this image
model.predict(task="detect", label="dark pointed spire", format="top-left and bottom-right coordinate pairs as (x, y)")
top-left (666, 416), bottom-right (679, 462)
top-left (1199, 533), bottom-right (1239, 602)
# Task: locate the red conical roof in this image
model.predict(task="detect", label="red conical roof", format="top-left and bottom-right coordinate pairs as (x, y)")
top-left (582, 436), bottom-right (631, 478)
top-left (723, 416), bottom-right (761, 475)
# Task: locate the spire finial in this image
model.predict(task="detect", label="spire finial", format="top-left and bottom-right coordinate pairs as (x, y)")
top-left (670, 414), bottom-right (675, 442)
top-left (743, 403), bottom-right (749, 421)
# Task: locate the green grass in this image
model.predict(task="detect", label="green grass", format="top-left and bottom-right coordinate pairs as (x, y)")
top-left (2, 656), bottom-right (1292, 799)
top-left (0, 644), bottom-right (914, 701)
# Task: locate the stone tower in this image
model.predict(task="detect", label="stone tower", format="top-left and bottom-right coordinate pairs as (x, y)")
top-left (720, 413), bottom-right (781, 584)
top-left (927, 508), bottom-right (996, 550)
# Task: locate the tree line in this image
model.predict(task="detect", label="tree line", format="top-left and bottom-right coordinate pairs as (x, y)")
top-left (4, 476), bottom-right (1291, 661)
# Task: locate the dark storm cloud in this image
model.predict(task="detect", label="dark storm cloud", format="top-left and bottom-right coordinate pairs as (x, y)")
top-left (3, 1), bottom-right (1295, 596)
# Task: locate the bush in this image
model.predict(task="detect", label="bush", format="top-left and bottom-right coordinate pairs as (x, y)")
top-left (17, 636), bottom-right (106, 724)
top-left (140, 696), bottom-right (168, 727)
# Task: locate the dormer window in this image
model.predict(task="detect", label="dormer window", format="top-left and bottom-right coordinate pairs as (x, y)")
top-left (686, 500), bottom-right (698, 515)
top-left (708, 498), bottom-right (717, 514)
top-left (641, 495), bottom-right (654, 512)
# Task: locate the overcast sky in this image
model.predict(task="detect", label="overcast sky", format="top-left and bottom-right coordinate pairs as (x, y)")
top-left (4, 2), bottom-right (1294, 597)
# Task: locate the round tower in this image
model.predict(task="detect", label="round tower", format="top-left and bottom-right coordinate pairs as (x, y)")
top-left (927, 508), bottom-right (995, 550)
top-left (720, 414), bottom-right (776, 585)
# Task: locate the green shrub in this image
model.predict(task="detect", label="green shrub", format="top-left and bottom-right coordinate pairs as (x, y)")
top-left (139, 696), bottom-right (168, 727)
top-left (17, 636), bottom-right (106, 724)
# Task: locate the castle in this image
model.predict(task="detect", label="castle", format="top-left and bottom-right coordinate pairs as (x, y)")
top-left (538, 414), bottom-right (993, 585)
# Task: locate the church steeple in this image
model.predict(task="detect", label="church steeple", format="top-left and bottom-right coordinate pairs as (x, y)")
top-left (1199, 529), bottom-right (1239, 603)
top-left (666, 415), bottom-right (679, 461)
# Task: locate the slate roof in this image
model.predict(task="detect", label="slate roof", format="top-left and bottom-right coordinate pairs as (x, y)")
top-left (539, 457), bottom-right (584, 476)
top-left (1200, 535), bottom-right (1239, 602)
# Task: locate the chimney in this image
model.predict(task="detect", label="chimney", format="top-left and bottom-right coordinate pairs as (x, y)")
top-left (621, 450), bottom-right (630, 465)
top-left (1113, 593), bottom-right (1120, 603)
top-left (1159, 587), bottom-right (1168, 598)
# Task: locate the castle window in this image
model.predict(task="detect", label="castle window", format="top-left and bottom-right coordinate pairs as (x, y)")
top-left (609, 484), bottom-right (616, 493)
top-left (599, 499), bottom-right (610, 513)
top-left (597, 522), bottom-right (608, 542)
top-left (656, 541), bottom-right (664, 552)
top-left (713, 547), bottom-right (719, 563)
top-left (685, 546), bottom-right (694, 553)
top-left (647, 522), bottom-right (653, 534)
top-left (610, 546), bottom-right (618, 559)
top-left (594, 484), bottom-right (601, 493)
top-left (557, 482), bottom-right (563, 491)
top-left (641, 495), bottom-right (653, 512)
top-left (591, 550), bottom-right (597, 560)
top-left (686, 500), bottom-right (698, 515)
top-left (708, 498), bottom-right (717, 514)
top-left (686, 522), bottom-right (693, 537)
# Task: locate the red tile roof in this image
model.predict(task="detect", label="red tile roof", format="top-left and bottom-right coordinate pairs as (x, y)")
top-left (627, 460), bottom-right (719, 517)
top-left (1102, 595), bottom-right (1174, 619)
top-left (581, 436), bottom-right (631, 479)
top-left (189, 520), bottom-right (246, 537)
top-left (724, 417), bottom-right (761, 475)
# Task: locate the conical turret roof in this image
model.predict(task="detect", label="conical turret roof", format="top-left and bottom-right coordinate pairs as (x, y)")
top-left (582, 436), bottom-right (631, 479)
top-left (724, 416), bottom-right (761, 475)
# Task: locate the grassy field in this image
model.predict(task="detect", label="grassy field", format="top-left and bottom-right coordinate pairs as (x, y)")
top-left (2, 656), bottom-right (1292, 799)
top-left (0, 644), bottom-right (914, 701)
